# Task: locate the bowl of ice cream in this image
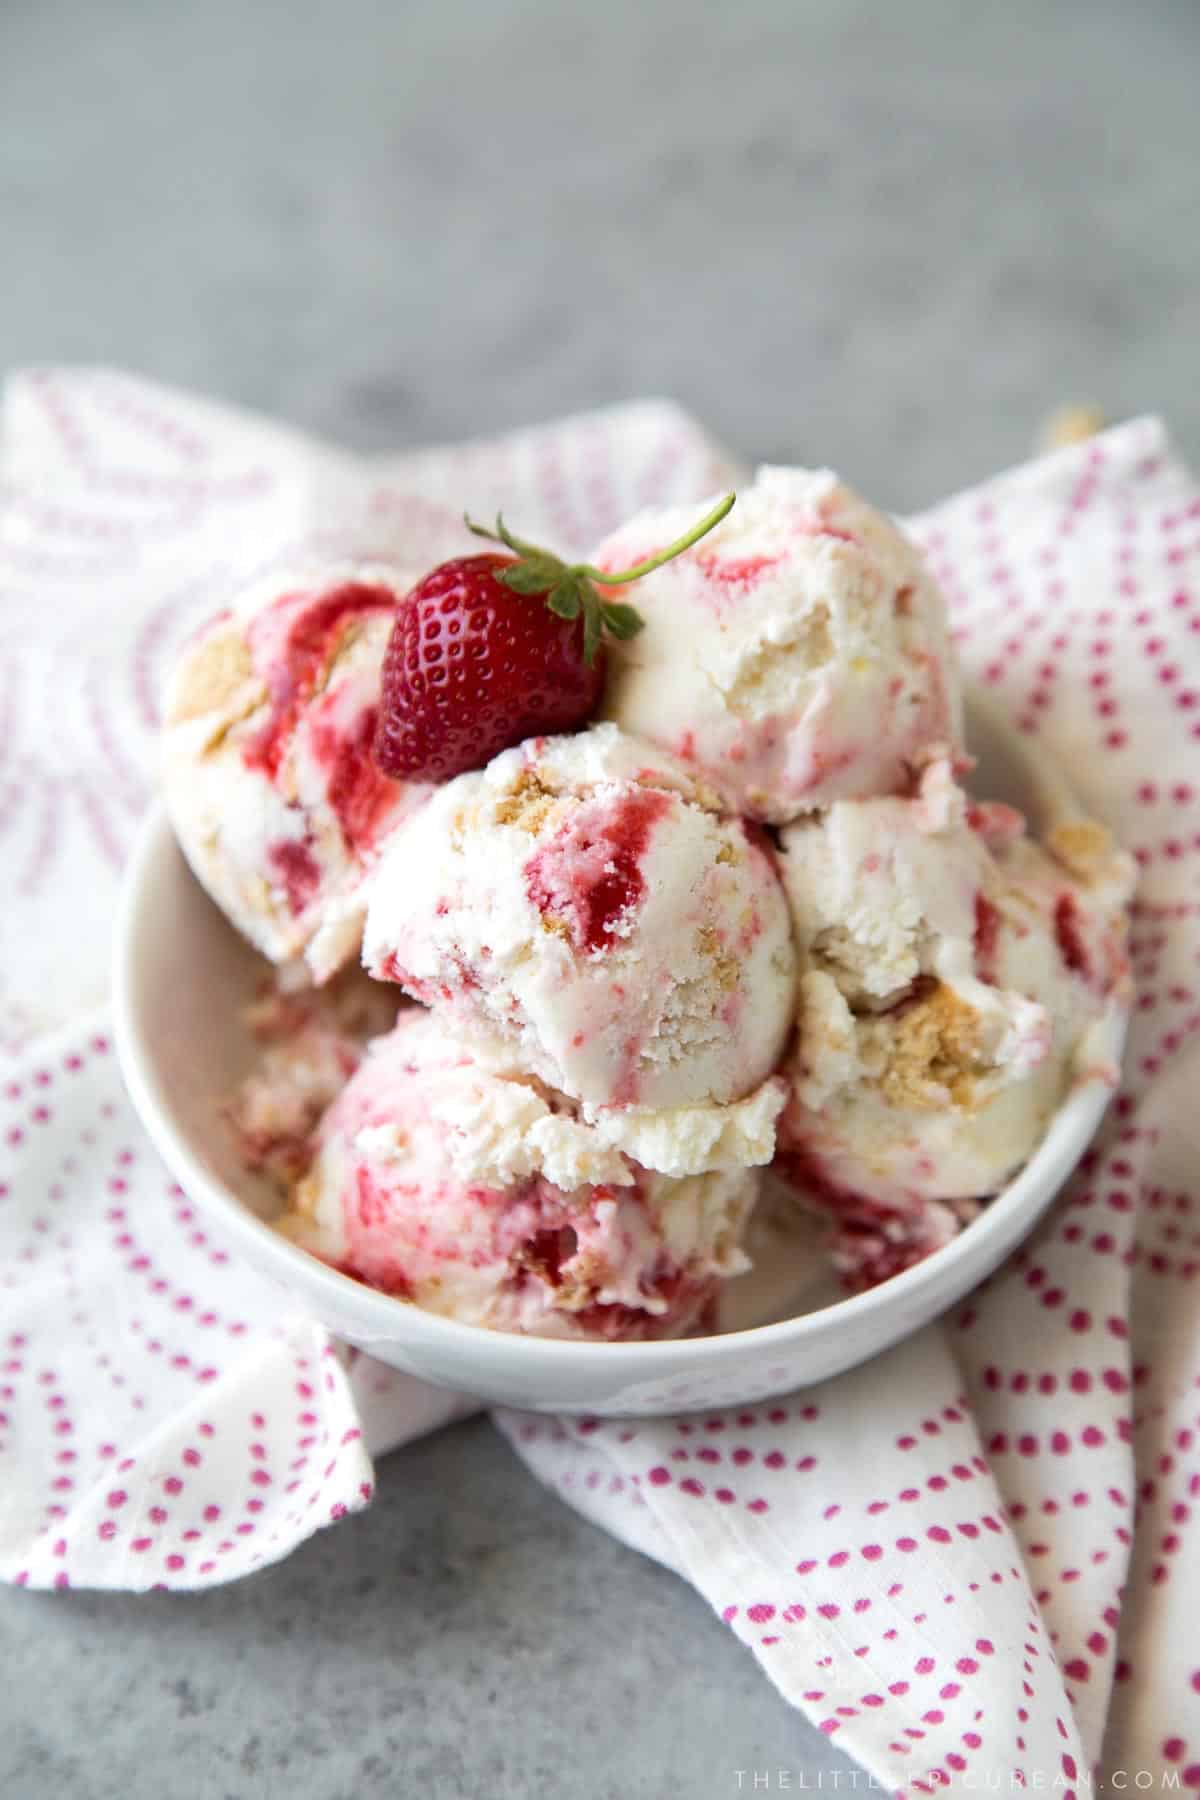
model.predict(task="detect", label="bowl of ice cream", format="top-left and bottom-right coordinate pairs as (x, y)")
top-left (112, 467), bottom-right (1133, 1415)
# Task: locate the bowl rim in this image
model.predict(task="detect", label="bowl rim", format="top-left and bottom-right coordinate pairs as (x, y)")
top-left (112, 799), bottom-right (1127, 1374)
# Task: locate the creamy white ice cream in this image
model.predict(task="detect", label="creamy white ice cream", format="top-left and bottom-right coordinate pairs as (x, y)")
top-left (595, 466), bottom-right (963, 823)
top-left (361, 723), bottom-right (796, 1154)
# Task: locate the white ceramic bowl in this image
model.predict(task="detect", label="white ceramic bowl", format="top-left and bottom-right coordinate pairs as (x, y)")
top-left (113, 697), bottom-right (1126, 1415)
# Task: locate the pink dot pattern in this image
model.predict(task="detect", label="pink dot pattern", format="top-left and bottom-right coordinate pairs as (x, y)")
top-left (3, 384), bottom-right (1200, 1794)
top-left (0, 1025), bottom-right (423, 1588)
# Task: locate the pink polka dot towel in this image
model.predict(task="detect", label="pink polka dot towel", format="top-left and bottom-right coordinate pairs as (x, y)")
top-left (2, 371), bottom-right (1199, 1794)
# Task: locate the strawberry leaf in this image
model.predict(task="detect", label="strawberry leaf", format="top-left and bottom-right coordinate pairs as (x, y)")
top-left (582, 598), bottom-right (602, 666)
top-left (599, 600), bottom-right (644, 640)
top-left (498, 558), bottom-right (561, 595)
top-left (546, 577), bottom-right (582, 620)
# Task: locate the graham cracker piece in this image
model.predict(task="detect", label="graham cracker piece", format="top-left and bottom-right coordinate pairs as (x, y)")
top-left (698, 924), bottom-right (738, 993)
top-left (494, 768), bottom-right (562, 834)
top-left (166, 625), bottom-right (260, 728)
top-left (1045, 819), bottom-right (1114, 887)
top-left (878, 982), bottom-right (985, 1110)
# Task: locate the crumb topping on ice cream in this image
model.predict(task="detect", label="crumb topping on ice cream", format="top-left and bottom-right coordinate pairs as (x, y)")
top-left (362, 723), bottom-right (796, 1132)
top-left (775, 758), bottom-right (1133, 1233)
top-left (161, 461), bottom-right (1136, 1326)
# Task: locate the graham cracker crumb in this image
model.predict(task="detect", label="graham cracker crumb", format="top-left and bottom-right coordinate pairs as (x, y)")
top-left (1038, 404), bottom-right (1106, 452)
top-left (553, 1271), bottom-right (600, 1312)
top-left (494, 768), bottom-right (561, 834)
top-left (1046, 819), bottom-right (1114, 886)
top-left (877, 982), bottom-right (986, 1110)
top-left (167, 626), bottom-right (260, 728)
top-left (698, 924), bottom-right (738, 993)
top-left (540, 913), bottom-right (572, 941)
top-left (289, 1174), bottom-right (320, 1226)
top-left (689, 777), bottom-right (725, 815)
top-left (449, 804), bottom-right (474, 851)
top-left (300, 615), bottom-right (366, 711)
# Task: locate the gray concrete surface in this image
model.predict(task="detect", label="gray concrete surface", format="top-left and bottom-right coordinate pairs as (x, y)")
top-left (0, 1418), bottom-right (857, 1799)
top-left (2, 0), bottom-right (1199, 1795)
top-left (4, 0), bottom-right (1199, 511)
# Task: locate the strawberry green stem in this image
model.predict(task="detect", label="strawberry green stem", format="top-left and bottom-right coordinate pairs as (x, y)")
top-left (463, 490), bottom-right (736, 667)
top-left (575, 492), bottom-right (735, 585)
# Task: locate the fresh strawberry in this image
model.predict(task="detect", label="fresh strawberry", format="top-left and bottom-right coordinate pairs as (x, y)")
top-left (372, 496), bottom-right (735, 784)
top-left (373, 553), bottom-right (605, 783)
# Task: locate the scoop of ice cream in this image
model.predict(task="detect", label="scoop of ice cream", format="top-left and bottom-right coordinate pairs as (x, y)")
top-left (281, 1009), bottom-right (759, 1339)
top-left (775, 760), bottom-right (1133, 1233)
top-left (595, 466), bottom-right (963, 822)
top-left (226, 965), bottom-right (402, 1188)
top-left (362, 723), bottom-right (796, 1145)
top-left (163, 561), bottom-right (429, 982)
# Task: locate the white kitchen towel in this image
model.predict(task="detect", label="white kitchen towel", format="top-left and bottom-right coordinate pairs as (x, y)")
top-left (2, 370), bottom-right (1198, 1794)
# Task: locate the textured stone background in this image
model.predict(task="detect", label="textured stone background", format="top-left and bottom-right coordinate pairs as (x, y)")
top-left (2, 1), bottom-right (1198, 1794)
top-left (4, 0), bottom-right (1199, 511)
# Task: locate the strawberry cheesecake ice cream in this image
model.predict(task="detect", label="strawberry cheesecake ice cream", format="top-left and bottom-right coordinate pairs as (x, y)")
top-left (163, 560), bottom-right (430, 983)
top-left (594, 467), bottom-right (963, 823)
top-left (227, 966), bottom-right (402, 1189)
top-left (775, 759), bottom-right (1133, 1287)
top-left (361, 723), bottom-right (795, 1161)
top-left (156, 453), bottom-right (1136, 1330)
top-left (281, 1009), bottom-right (758, 1338)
